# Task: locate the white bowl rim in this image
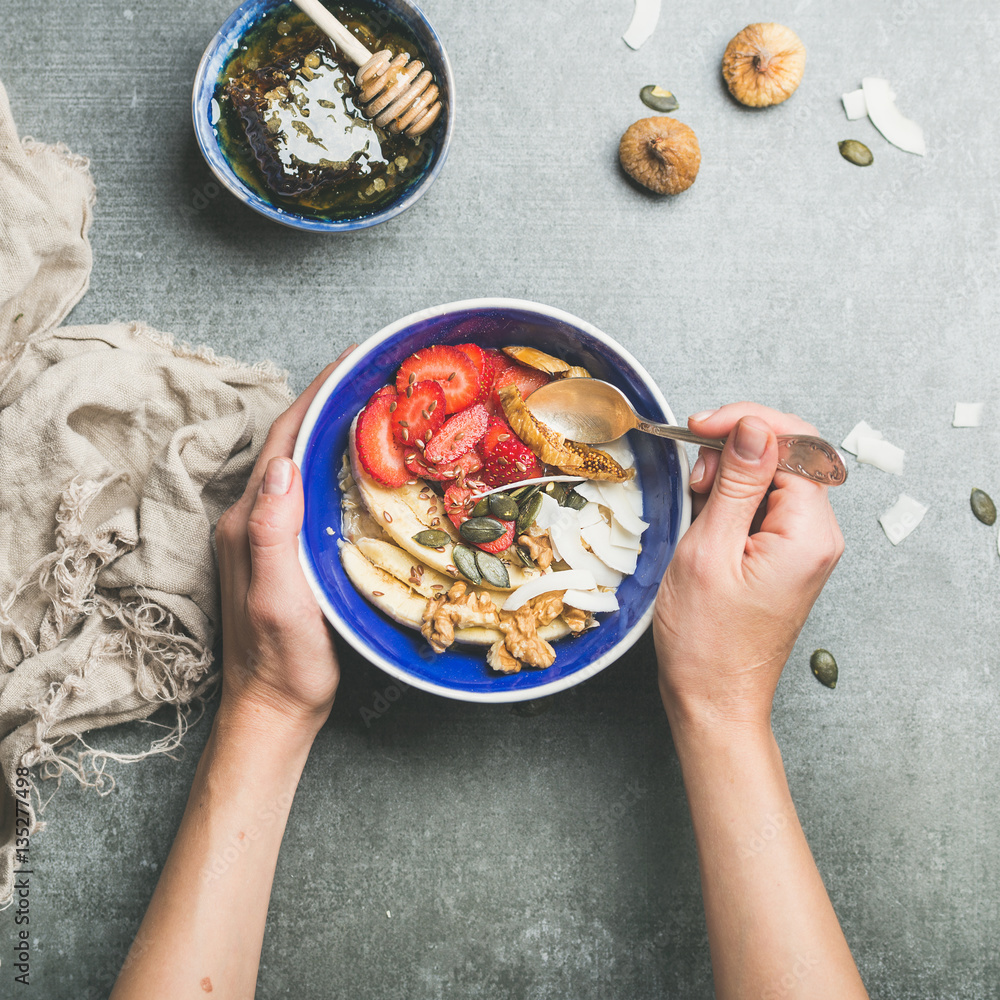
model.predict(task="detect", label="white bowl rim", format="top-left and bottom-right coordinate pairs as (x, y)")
top-left (293, 297), bottom-right (692, 703)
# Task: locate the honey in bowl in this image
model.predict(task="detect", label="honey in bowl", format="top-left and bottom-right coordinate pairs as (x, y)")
top-left (213, 1), bottom-right (439, 220)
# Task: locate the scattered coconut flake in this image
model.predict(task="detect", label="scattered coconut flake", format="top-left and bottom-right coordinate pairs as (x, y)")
top-left (841, 89), bottom-right (868, 120)
top-left (841, 420), bottom-right (883, 456)
top-left (862, 77), bottom-right (925, 156)
top-left (581, 520), bottom-right (639, 575)
top-left (563, 589), bottom-right (620, 614)
top-left (502, 570), bottom-right (597, 612)
top-left (952, 402), bottom-right (984, 428)
top-left (531, 492), bottom-right (565, 531)
top-left (879, 494), bottom-right (927, 545)
top-left (470, 476), bottom-right (583, 500)
top-left (594, 435), bottom-right (636, 469)
top-left (856, 436), bottom-right (905, 475)
top-left (572, 481), bottom-right (602, 505)
top-left (622, 0), bottom-right (661, 50)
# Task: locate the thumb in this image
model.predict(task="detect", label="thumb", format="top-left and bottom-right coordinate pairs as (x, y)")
top-left (692, 416), bottom-right (778, 551)
top-left (246, 457), bottom-right (305, 595)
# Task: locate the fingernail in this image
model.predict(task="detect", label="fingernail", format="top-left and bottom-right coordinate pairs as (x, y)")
top-left (263, 457), bottom-right (293, 495)
top-left (734, 419), bottom-right (768, 461)
top-left (689, 409), bottom-right (716, 423)
top-left (690, 454), bottom-right (705, 486)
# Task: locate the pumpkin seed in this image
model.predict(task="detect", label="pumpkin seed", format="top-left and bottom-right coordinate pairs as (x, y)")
top-left (452, 544), bottom-right (482, 585)
top-left (640, 85), bottom-right (679, 113)
top-left (412, 529), bottom-right (451, 548)
top-left (562, 488), bottom-right (588, 511)
top-left (514, 543), bottom-right (535, 568)
top-left (971, 488), bottom-right (997, 525)
top-left (544, 481), bottom-right (567, 504)
top-left (511, 483), bottom-right (542, 504)
top-left (489, 493), bottom-right (520, 521)
top-left (475, 550), bottom-right (510, 589)
top-left (460, 516), bottom-right (508, 544)
top-left (516, 492), bottom-right (543, 535)
top-left (472, 497), bottom-right (491, 517)
top-left (810, 649), bottom-right (838, 689)
top-left (838, 139), bottom-right (873, 166)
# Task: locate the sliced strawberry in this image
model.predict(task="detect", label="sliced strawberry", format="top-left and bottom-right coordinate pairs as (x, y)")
top-left (424, 404), bottom-right (488, 463)
top-left (389, 379), bottom-right (445, 446)
top-left (473, 349), bottom-right (506, 407)
top-left (405, 448), bottom-right (483, 482)
top-left (491, 363), bottom-right (551, 410)
top-left (455, 342), bottom-right (486, 377)
top-left (479, 415), bottom-right (515, 457)
top-left (481, 433), bottom-right (545, 488)
top-left (443, 483), bottom-right (477, 529)
top-left (368, 384), bottom-right (396, 405)
top-left (355, 394), bottom-right (409, 488)
top-left (396, 345), bottom-right (481, 414)
top-left (476, 518), bottom-right (516, 554)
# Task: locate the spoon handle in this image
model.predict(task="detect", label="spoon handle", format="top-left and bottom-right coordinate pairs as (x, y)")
top-left (632, 418), bottom-right (848, 486)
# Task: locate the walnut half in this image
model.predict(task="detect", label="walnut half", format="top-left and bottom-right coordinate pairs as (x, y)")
top-left (421, 582), bottom-right (499, 653)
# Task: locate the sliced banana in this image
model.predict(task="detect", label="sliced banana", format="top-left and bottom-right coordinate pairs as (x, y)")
top-left (355, 537), bottom-right (454, 600)
top-left (454, 619), bottom-right (571, 646)
top-left (340, 542), bottom-right (427, 629)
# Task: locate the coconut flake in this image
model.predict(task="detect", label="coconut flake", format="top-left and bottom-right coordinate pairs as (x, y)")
top-left (502, 570), bottom-right (598, 612)
top-left (879, 494), bottom-right (927, 545)
top-left (952, 402), bottom-right (984, 428)
top-left (563, 589), bottom-right (620, 614)
top-left (609, 517), bottom-right (642, 551)
top-left (842, 89), bottom-right (868, 120)
top-left (594, 435), bottom-right (636, 469)
top-left (596, 482), bottom-right (650, 536)
top-left (576, 502), bottom-right (605, 529)
top-left (862, 77), bottom-right (925, 156)
top-left (841, 420), bottom-right (883, 456)
top-left (857, 436), bottom-right (905, 475)
top-left (581, 520), bottom-right (639, 575)
top-left (548, 511), bottom-right (624, 589)
top-left (622, 0), bottom-right (661, 50)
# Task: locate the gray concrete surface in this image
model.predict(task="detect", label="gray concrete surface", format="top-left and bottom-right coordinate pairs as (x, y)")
top-left (2, 0), bottom-right (999, 996)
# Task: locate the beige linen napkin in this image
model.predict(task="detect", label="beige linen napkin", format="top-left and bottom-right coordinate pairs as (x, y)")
top-left (0, 81), bottom-right (292, 904)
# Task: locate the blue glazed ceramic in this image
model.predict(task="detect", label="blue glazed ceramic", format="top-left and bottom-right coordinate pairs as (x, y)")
top-left (293, 300), bottom-right (691, 702)
top-left (192, 0), bottom-right (454, 232)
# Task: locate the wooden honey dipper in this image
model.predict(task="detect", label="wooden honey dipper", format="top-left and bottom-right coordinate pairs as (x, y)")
top-left (292, 0), bottom-right (443, 137)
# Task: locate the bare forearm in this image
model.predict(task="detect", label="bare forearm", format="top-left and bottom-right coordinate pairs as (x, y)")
top-left (111, 702), bottom-right (317, 1000)
top-left (671, 717), bottom-right (868, 1000)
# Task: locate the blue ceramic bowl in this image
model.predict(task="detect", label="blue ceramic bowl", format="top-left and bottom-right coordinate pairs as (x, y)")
top-left (192, 0), bottom-right (454, 232)
top-left (293, 299), bottom-right (691, 702)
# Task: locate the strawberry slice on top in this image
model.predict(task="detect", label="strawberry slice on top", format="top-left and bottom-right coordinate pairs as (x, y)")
top-left (454, 342), bottom-right (486, 377)
top-left (424, 404), bottom-right (488, 464)
top-left (396, 344), bottom-right (481, 414)
top-left (389, 379), bottom-right (445, 446)
top-left (405, 447), bottom-right (483, 483)
top-left (481, 430), bottom-right (544, 488)
top-left (355, 393), bottom-right (410, 488)
top-left (475, 519), bottom-right (515, 554)
top-left (490, 362), bottom-right (551, 410)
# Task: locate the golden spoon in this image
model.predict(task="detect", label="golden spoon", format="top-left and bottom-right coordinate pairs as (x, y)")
top-left (525, 378), bottom-right (848, 486)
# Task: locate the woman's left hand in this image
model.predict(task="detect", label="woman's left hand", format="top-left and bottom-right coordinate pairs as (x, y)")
top-left (214, 350), bottom-right (353, 735)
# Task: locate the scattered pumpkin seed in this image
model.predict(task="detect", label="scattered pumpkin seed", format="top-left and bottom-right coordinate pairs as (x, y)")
top-left (472, 497), bottom-right (491, 517)
top-left (475, 550), bottom-right (510, 589)
top-left (516, 492), bottom-right (543, 535)
top-left (970, 488), bottom-right (997, 526)
top-left (511, 483), bottom-right (542, 504)
top-left (452, 544), bottom-right (482, 585)
top-left (640, 85), bottom-right (679, 113)
top-left (544, 481), bottom-right (567, 504)
top-left (562, 488), bottom-right (588, 511)
top-left (514, 543), bottom-right (535, 568)
top-left (838, 139), bottom-right (873, 166)
top-left (810, 649), bottom-right (838, 689)
top-left (459, 516), bottom-right (507, 544)
top-left (489, 493), bottom-right (519, 521)
top-left (413, 529), bottom-right (451, 548)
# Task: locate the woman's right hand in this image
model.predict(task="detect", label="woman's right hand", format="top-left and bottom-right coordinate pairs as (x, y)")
top-left (653, 404), bottom-right (845, 736)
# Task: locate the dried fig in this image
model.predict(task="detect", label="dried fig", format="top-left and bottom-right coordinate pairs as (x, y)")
top-left (618, 116), bottom-right (700, 195)
top-left (722, 23), bottom-right (806, 107)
